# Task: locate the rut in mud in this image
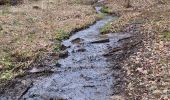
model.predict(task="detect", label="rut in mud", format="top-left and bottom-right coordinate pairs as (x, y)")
top-left (0, 7), bottom-right (139, 100)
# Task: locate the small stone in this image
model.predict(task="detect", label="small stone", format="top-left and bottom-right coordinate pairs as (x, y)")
top-left (71, 38), bottom-right (83, 44)
top-left (75, 48), bottom-right (86, 52)
top-left (152, 90), bottom-right (162, 98)
top-left (33, 6), bottom-right (41, 9)
top-left (137, 67), bottom-right (147, 74)
top-left (91, 38), bottom-right (110, 43)
top-left (78, 48), bottom-right (86, 52)
top-left (60, 44), bottom-right (67, 50)
top-left (59, 50), bottom-right (68, 58)
top-left (29, 67), bottom-right (39, 73)
top-left (55, 62), bottom-right (61, 67)
top-left (111, 95), bottom-right (125, 100)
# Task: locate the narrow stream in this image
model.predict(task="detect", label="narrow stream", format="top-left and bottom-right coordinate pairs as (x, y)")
top-left (3, 7), bottom-right (132, 100)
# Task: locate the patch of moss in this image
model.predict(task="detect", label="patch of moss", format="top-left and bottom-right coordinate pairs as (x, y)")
top-left (101, 6), bottom-right (112, 14)
top-left (163, 31), bottom-right (170, 41)
top-left (97, 13), bottom-right (105, 19)
top-left (100, 22), bottom-right (112, 34)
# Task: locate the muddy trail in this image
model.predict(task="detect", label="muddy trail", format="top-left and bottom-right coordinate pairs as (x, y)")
top-left (0, 7), bottom-right (141, 100)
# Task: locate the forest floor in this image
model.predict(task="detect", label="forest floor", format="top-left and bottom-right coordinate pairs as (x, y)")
top-left (0, 0), bottom-right (99, 85)
top-left (102, 0), bottom-right (170, 99)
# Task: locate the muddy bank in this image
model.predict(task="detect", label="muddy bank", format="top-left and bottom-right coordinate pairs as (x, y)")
top-left (100, 0), bottom-right (170, 99)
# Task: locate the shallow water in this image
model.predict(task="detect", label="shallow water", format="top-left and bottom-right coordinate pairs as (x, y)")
top-left (1, 7), bottom-right (132, 100)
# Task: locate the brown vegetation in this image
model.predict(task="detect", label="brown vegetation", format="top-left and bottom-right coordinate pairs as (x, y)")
top-left (103, 0), bottom-right (170, 99)
top-left (0, 0), bottom-right (98, 83)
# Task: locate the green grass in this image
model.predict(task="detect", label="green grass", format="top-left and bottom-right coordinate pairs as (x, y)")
top-left (163, 31), bottom-right (170, 41)
top-left (0, 58), bottom-right (13, 70)
top-left (100, 22), bottom-right (112, 33)
top-left (0, 49), bottom-right (38, 80)
top-left (0, 70), bottom-right (14, 80)
top-left (54, 43), bottom-right (62, 52)
top-left (0, 51), bottom-right (14, 80)
top-left (55, 29), bottom-right (70, 41)
top-left (54, 29), bottom-right (70, 51)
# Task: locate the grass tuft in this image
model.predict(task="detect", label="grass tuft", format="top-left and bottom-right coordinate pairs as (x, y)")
top-left (0, 70), bottom-right (13, 80)
top-left (55, 29), bottom-right (70, 41)
top-left (54, 43), bottom-right (62, 52)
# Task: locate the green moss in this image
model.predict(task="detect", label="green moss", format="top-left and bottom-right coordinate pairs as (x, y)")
top-left (101, 6), bottom-right (112, 14)
top-left (163, 31), bottom-right (170, 41)
top-left (100, 22), bottom-right (112, 33)
top-left (97, 13), bottom-right (105, 19)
